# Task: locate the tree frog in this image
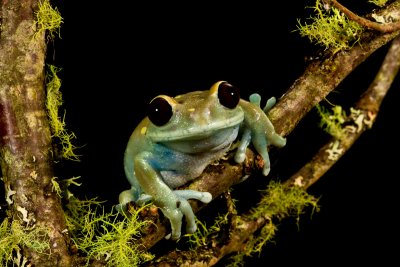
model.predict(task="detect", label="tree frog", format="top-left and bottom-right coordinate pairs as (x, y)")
top-left (118, 81), bottom-right (286, 240)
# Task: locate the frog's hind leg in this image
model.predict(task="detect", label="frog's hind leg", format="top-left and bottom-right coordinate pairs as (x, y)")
top-left (252, 134), bottom-right (272, 176)
top-left (117, 186), bottom-right (141, 212)
top-left (172, 190), bottom-right (212, 235)
top-left (234, 128), bottom-right (251, 163)
top-left (173, 190), bottom-right (212, 203)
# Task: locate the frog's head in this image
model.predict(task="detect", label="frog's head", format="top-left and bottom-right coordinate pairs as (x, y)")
top-left (145, 81), bottom-right (244, 153)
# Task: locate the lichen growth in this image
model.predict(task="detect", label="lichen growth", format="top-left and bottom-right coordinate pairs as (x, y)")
top-left (248, 181), bottom-right (319, 222)
top-left (64, 195), bottom-right (154, 267)
top-left (0, 218), bottom-right (50, 266)
top-left (34, 0), bottom-right (63, 41)
top-left (225, 181), bottom-right (319, 266)
top-left (186, 213), bottom-right (230, 249)
top-left (45, 64), bottom-right (79, 161)
top-left (296, 0), bottom-right (363, 52)
top-left (316, 104), bottom-right (347, 140)
top-left (369, 0), bottom-right (388, 7)
top-left (51, 177), bottom-right (63, 197)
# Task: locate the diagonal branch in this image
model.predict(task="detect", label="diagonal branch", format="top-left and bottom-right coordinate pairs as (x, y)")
top-left (136, 2), bottom-right (400, 252)
top-left (149, 35), bottom-right (400, 267)
top-left (286, 35), bottom-right (400, 188)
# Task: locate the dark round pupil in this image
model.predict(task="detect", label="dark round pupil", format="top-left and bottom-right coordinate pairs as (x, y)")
top-left (148, 97), bottom-right (173, 126)
top-left (218, 82), bottom-right (240, 109)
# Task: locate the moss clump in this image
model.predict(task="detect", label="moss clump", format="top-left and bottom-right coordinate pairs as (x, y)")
top-left (296, 0), bottom-right (363, 52)
top-left (186, 213), bottom-right (230, 249)
top-left (45, 64), bottom-right (79, 161)
top-left (369, 0), bottom-right (388, 7)
top-left (0, 218), bottom-right (50, 266)
top-left (316, 104), bottom-right (347, 140)
top-left (34, 0), bottom-right (63, 40)
top-left (64, 195), bottom-right (153, 267)
top-left (248, 181), bottom-right (319, 222)
top-left (246, 181), bottom-right (318, 253)
top-left (224, 181), bottom-right (318, 267)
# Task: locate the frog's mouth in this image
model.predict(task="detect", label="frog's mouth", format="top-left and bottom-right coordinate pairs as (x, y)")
top-left (161, 125), bottom-right (240, 154)
top-left (147, 112), bottom-right (244, 142)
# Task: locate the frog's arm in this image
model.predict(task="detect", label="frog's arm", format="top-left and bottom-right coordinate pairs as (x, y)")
top-left (133, 151), bottom-right (212, 240)
top-left (236, 94), bottom-right (286, 176)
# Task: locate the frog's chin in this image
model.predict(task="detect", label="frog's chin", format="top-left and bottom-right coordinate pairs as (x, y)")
top-left (161, 126), bottom-right (239, 154)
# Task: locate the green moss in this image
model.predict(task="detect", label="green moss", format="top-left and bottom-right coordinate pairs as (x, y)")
top-left (296, 0), bottom-right (363, 52)
top-left (248, 181), bottom-right (319, 221)
top-left (316, 104), bottom-right (347, 140)
top-left (186, 182), bottom-right (318, 266)
top-left (34, 0), bottom-right (63, 40)
top-left (0, 218), bottom-right (50, 265)
top-left (225, 181), bottom-right (319, 266)
top-left (369, 0), bottom-right (388, 7)
top-left (51, 177), bottom-right (63, 197)
top-left (186, 213), bottom-right (230, 249)
top-left (45, 64), bottom-right (80, 161)
top-left (64, 196), bottom-right (154, 266)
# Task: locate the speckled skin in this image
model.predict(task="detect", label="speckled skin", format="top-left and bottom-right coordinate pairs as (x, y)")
top-left (118, 81), bottom-right (286, 239)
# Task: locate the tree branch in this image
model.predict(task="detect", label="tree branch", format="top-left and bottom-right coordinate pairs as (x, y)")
top-left (0, 1), bottom-right (72, 266)
top-left (132, 2), bottom-right (400, 253)
top-left (327, 0), bottom-right (400, 33)
top-left (148, 34), bottom-right (400, 267)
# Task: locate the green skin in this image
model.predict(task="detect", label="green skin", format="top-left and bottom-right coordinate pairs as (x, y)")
top-left (119, 81), bottom-right (286, 240)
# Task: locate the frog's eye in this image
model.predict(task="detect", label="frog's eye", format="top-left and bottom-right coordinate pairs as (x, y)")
top-left (148, 97), bottom-right (173, 126)
top-left (218, 82), bottom-right (240, 109)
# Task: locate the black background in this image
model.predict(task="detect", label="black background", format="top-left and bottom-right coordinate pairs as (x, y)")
top-left (50, 1), bottom-right (399, 265)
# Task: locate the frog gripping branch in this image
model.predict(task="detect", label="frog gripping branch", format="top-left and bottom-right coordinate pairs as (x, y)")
top-left (118, 81), bottom-right (286, 240)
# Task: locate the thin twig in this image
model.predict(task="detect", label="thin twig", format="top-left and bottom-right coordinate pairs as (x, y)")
top-left (328, 0), bottom-right (400, 33)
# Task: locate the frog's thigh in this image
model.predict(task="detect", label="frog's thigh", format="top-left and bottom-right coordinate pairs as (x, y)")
top-left (134, 151), bottom-right (166, 192)
top-left (117, 188), bottom-right (137, 212)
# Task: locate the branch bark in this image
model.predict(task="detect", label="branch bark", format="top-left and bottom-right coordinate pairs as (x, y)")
top-left (0, 1), bottom-right (72, 266)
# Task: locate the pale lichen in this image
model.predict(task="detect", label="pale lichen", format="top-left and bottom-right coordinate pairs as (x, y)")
top-left (6, 184), bottom-right (16, 205)
top-left (325, 140), bottom-right (344, 161)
